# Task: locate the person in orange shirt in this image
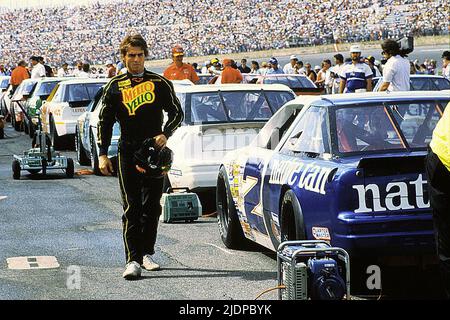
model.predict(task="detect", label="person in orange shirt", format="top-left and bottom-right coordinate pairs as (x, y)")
top-left (221, 59), bottom-right (243, 84)
top-left (10, 60), bottom-right (30, 92)
top-left (163, 45), bottom-right (199, 84)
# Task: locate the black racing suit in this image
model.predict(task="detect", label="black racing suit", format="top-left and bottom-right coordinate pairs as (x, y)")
top-left (97, 69), bottom-right (183, 264)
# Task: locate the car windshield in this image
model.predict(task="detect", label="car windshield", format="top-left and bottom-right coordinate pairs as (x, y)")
top-left (197, 75), bottom-right (214, 85)
top-left (334, 101), bottom-right (448, 154)
top-left (187, 90), bottom-right (294, 124)
top-left (263, 75), bottom-right (316, 88)
top-left (65, 83), bottom-right (104, 102)
top-left (35, 81), bottom-right (60, 97)
top-left (410, 77), bottom-right (450, 90)
top-left (20, 81), bottom-right (37, 95)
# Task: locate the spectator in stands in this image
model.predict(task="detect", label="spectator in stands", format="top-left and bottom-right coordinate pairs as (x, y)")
top-left (163, 45), bottom-right (199, 84)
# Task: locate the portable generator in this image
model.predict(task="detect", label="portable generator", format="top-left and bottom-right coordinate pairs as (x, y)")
top-left (277, 240), bottom-right (351, 300)
top-left (160, 187), bottom-right (202, 223)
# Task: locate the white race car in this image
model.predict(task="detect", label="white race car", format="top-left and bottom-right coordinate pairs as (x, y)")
top-left (41, 78), bottom-right (108, 150)
top-left (166, 84), bottom-right (296, 196)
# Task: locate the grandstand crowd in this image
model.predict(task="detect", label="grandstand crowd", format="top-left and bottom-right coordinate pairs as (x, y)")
top-left (0, 0), bottom-right (448, 69)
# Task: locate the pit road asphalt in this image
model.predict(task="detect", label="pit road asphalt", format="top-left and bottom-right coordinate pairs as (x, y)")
top-left (0, 125), bottom-right (279, 300)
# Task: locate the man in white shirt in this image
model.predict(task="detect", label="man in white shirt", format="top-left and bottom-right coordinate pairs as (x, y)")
top-left (30, 56), bottom-right (46, 79)
top-left (283, 55), bottom-right (298, 74)
top-left (57, 62), bottom-right (70, 77)
top-left (379, 39), bottom-right (410, 92)
top-left (77, 63), bottom-right (91, 78)
top-left (442, 51), bottom-right (450, 81)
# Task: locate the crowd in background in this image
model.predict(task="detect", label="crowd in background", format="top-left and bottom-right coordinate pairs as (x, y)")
top-left (0, 0), bottom-right (448, 69)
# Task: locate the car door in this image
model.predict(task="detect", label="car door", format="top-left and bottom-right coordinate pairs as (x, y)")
top-left (240, 103), bottom-right (303, 248)
top-left (83, 88), bottom-right (104, 152)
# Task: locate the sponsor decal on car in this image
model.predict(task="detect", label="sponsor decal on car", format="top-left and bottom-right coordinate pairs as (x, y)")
top-left (312, 227), bottom-right (331, 241)
top-left (269, 159), bottom-right (334, 195)
top-left (353, 174), bottom-right (429, 213)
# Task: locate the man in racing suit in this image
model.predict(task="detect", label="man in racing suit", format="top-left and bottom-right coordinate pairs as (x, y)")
top-left (97, 34), bottom-right (183, 280)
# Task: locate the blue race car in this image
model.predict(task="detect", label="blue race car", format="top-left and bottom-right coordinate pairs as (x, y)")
top-left (217, 91), bottom-right (450, 264)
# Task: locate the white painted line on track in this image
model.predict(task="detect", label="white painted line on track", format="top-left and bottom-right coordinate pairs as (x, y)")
top-left (205, 243), bottom-right (234, 255)
top-left (0, 196), bottom-right (7, 201)
top-left (6, 256), bottom-right (60, 270)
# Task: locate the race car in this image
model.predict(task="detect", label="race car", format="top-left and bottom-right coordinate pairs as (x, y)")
top-left (217, 91), bottom-right (450, 265)
top-left (166, 84), bottom-right (295, 195)
top-left (40, 78), bottom-right (108, 150)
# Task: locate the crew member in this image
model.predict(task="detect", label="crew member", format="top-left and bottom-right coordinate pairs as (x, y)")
top-left (221, 59), bottom-right (243, 84)
top-left (378, 39), bottom-right (410, 91)
top-left (426, 101), bottom-right (450, 298)
top-left (339, 45), bottom-right (373, 93)
top-left (163, 45), bottom-right (199, 84)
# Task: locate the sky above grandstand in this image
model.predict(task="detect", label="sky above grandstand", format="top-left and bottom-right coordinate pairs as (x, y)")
top-left (0, 0), bottom-right (120, 9)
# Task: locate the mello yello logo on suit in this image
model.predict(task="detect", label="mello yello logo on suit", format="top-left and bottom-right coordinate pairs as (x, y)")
top-left (121, 81), bottom-right (155, 115)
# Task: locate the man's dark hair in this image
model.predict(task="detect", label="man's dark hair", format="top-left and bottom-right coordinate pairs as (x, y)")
top-left (30, 56), bottom-right (39, 62)
top-left (381, 39), bottom-right (400, 56)
top-left (334, 54), bottom-right (344, 63)
top-left (120, 34), bottom-right (149, 59)
top-left (18, 60), bottom-right (26, 67)
top-left (82, 63), bottom-right (90, 72)
top-left (442, 51), bottom-right (450, 60)
top-left (323, 59), bottom-right (331, 66)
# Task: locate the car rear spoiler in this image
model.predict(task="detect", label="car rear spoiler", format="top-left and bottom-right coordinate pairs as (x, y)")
top-left (293, 87), bottom-right (323, 95)
top-left (357, 155), bottom-right (426, 177)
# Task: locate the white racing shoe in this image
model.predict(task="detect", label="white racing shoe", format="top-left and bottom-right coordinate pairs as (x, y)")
top-left (122, 261), bottom-right (141, 280)
top-left (142, 254), bottom-right (160, 271)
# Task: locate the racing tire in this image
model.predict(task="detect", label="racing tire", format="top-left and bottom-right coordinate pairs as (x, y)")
top-left (280, 190), bottom-right (307, 244)
top-left (12, 160), bottom-right (21, 180)
top-left (66, 158), bottom-right (74, 178)
top-left (75, 128), bottom-right (91, 166)
top-left (216, 166), bottom-right (248, 249)
top-left (90, 133), bottom-right (102, 176)
top-left (50, 116), bottom-right (64, 150)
